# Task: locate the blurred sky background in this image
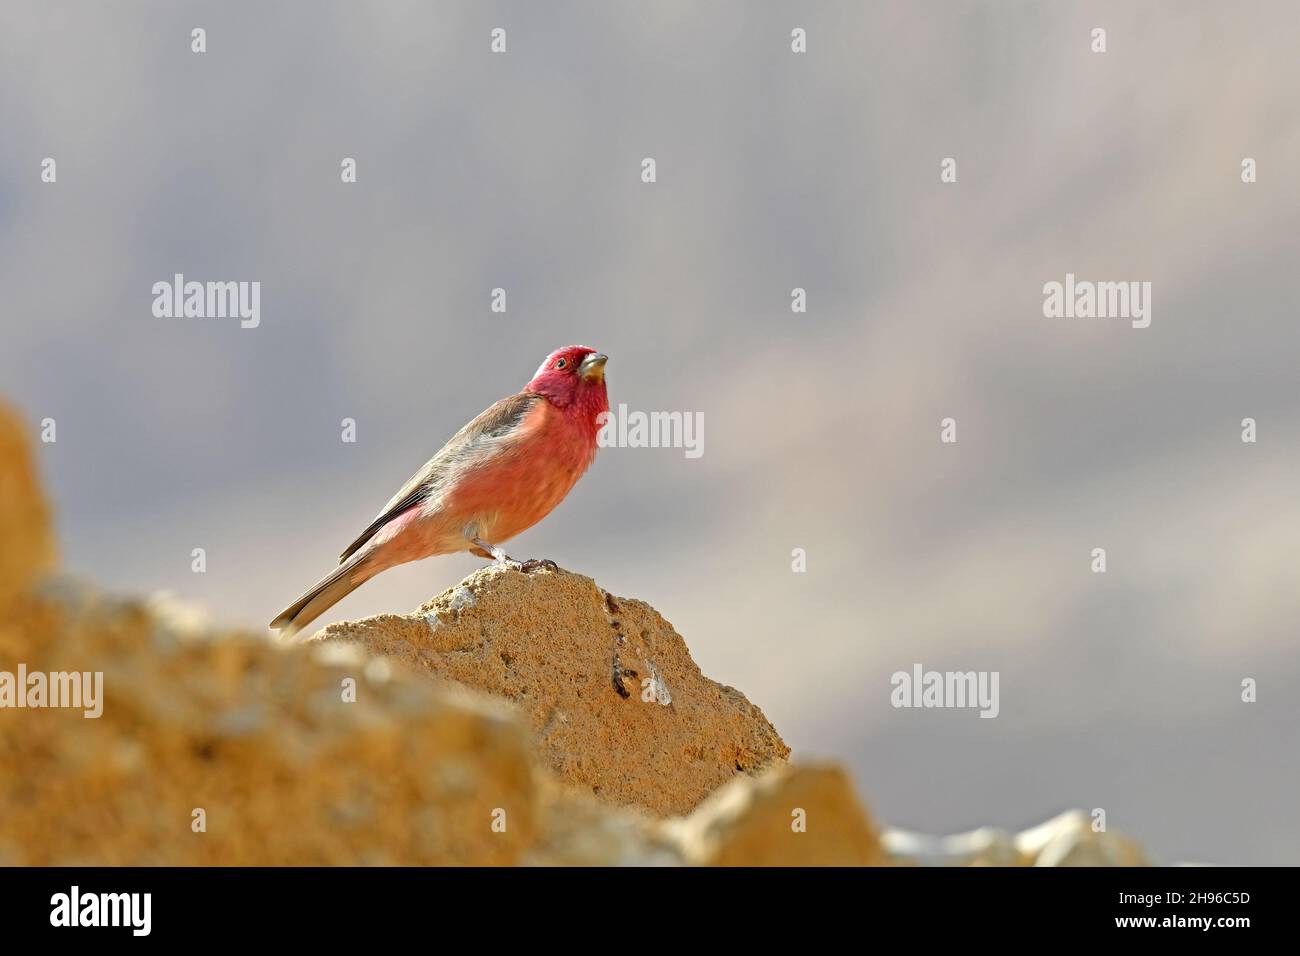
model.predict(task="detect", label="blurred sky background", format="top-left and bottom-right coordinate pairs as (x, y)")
top-left (2, 1), bottom-right (1298, 864)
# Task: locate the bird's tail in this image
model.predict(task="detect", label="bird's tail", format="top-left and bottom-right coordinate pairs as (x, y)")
top-left (270, 554), bottom-right (370, 640)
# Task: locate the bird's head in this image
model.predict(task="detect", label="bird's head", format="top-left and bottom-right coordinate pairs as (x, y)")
top-left (525, 345), bottom-right (609, 414)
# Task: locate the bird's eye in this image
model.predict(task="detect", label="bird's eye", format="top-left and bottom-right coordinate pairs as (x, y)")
top-left (555, 358), bottom-right (567, 369)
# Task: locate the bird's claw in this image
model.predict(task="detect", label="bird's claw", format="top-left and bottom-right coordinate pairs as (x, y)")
top-left (519, 558), bottom-right (558, 573)
top-left (472, 535), bottom-right (555, 573)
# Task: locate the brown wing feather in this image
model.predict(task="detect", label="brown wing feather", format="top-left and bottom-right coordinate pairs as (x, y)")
top-left (337, 391), bottom-right (542, 563)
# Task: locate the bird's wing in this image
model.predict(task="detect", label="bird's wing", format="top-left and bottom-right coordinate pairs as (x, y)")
top-left (337, 391), bottom-right (543, 564)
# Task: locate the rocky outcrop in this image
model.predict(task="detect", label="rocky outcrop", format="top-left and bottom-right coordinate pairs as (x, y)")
top-left (309, 566), bottom-right (790, 817)
top-left (0, 399), bottom-right (1157, 866)
top-left (1, 581), bottom-right (547, 865)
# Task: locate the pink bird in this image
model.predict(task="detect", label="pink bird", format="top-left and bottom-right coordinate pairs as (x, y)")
top-left (271, 346), bottom-right (609, 637)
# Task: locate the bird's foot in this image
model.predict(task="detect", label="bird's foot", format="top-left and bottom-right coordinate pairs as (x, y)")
top-left (469, 537), bottom-right (556, 574)
top-left (519, 558), bottom-right (558, 574)
top-left (472, 536), bottom-right (523, 570)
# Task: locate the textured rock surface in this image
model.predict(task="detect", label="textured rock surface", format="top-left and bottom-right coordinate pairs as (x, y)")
top-left (310, 565), bottom-right (791, 816)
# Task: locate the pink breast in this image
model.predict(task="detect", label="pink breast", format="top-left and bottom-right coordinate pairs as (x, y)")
top-left (442, 403), bottom-right (598, 544)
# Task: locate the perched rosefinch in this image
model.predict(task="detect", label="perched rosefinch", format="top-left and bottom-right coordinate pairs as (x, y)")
top-left (270, 346), bottom-right (609, 637)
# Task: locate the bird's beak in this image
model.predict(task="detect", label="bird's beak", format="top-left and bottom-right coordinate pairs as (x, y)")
top-left (579, 352), bottom-right (608, 382)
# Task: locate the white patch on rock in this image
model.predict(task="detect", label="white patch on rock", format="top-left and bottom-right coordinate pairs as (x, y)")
top-left (647, 660), bottom-right (672, 706)
top-left (449, 586), bottom-right (476, 612)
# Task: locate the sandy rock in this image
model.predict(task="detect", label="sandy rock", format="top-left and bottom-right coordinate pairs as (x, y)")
top-left (0, 402), bottom-right (55, 611)
top-left (0, 586), bottom-right (543, 865)
top-left (310, 565), bottom-right (790, 817)
top-left (667, 762), bottom-right (887, 866)
top-left (1017, 810), bottom-right (1151, 867)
